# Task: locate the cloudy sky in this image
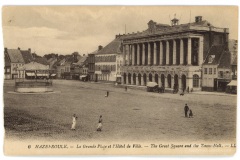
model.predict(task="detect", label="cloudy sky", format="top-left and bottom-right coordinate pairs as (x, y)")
top-left (2, 6), bottom-right (238, 56)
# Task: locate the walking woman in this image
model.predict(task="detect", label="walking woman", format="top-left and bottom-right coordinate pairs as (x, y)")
top-left (71, 114), bottom-right (78, 130)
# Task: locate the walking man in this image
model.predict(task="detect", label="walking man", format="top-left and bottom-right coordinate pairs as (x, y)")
top-left (184, 104), bottom-right (189, 118)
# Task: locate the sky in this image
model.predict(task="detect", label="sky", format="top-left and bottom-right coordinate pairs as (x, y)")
top-left (2, 6), bottom-right (238, 56)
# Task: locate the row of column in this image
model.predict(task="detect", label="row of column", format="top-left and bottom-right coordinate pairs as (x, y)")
top-left (123, 37), bottom-right (203, 66)
top-left (121, 74), bottom-right (192, 90)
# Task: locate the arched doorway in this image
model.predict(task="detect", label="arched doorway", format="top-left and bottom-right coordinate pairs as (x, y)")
top-left (167, 74), bottom-right (172, 88)
top-left (128, 73), bottom-right (131, 84)
top-left (143, 73), bottom-right (147, 86)
top-left (182, 74), bottom-right (186, 91)
top-left (155, 74), bottom-right (158, 84)
top-left (149, 73), bottom-right (152, 82)
top-left (123, 73), bottom-right (126, 84)
top-left (133, 73), bottom-right (136, 85)
top-left (161, 74), bottom-right (165, 87)
top-left (174, 74), bottom-right (179, 89)
top-left (138, 73), bottom-right (141, 85)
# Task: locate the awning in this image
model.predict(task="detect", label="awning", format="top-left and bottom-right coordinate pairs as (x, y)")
top-left (227, 80), bottom-right (237, 86)
top-left (26, 72), bottom-right (35, 76)
top-left (115, 75), bottom-right (122, 78)
top-left (51, 74), bottom-right (56, 76)
top-left (37, 73), bottom-right (48, 76)
top-left (147, 82), bottom-right (158, 87)
top-left (80, 75), bottom-right (87, 78)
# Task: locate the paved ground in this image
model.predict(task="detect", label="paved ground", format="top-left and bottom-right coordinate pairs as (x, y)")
top-left (4, 80), bottom-right (237, 143)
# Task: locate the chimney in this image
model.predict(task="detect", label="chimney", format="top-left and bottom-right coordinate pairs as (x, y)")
top-left (98, 45), bottom-right (103, 51)
top-left (195, 16), bottom-right (202, 23)
top-left (18, 47), bottom-right (21, 50)
top-left (28, 48), bottom-right (31, 53)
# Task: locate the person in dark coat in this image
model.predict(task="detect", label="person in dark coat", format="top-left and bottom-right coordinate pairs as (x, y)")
top-left (184, 104), bottom-right (189, 117)
top-left (97, 115), bottom-right (103, 131)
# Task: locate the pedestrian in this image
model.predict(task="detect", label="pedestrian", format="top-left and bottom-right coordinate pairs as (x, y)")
top-left (184, 104), bottom-right (189, 118)
top-left (97, 115), bottom-right (103, 131)
top-left (105, 91), bottom-right (109, 97)
top-left (125, 86), bottom-right (128, 91)
top-left (71, 114), bottom-right (78, 130)
top-left (189, 109), bottom-right (193, 118)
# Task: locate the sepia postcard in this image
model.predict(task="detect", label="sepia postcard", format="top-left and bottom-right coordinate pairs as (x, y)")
top-left (2, 6), bottom-right (238, 155)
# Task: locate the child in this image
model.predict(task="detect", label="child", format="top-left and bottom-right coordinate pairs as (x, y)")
top-left (97, 115), bottom-right (103, 131)
top-left (189, 109), bottom-right (193, 118)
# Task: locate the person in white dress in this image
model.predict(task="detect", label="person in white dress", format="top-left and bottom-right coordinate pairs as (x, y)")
top-left (71, 114), bottom-right (77, 130)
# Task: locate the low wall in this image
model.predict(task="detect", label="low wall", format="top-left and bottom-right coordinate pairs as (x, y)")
top-left (15, 81), bottom-right (53, 93)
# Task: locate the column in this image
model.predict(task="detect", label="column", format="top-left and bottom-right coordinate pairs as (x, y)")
top-left (121, 75), bottom-right (124, 84)
top-left (131, 74), bottom-right (134, 85)
top-left (159, 41), bottom-right (163, 65)
top-left (148, 43), bottom-right (151, 65)
top-left (23, 70), bottom-right (25, 79)
top-left (165, 76), bottom-right (168, 88)
top-left (132, 44), bottom-right (135, 65)
top-left (129, 45), bottom-right (132, 65)
top-left (126, 75), bottom-right (129, 85)
top-left (166, 41), bottom-right (169, 65)
top-left (198, 36), bottom-right (204, 65)
top-left (153, 42), bottom-right (157, 65)
top-left (142, 43), bottom-right (145, 65)
top-left (180, 39), bottom-right (184, 65)
top-left (137, 44), bottom-right (140, 65)
top-left (187, 38), bottom-right (192, 65)
top-left (126, 45), bottom-right (130, 65)
top-left (171, 77), bottom-right (174, 89)
top-left (179, 77), bottom-right (182, 91)
top-left (158, 75), bottom-right (161, 87)
top-left (173, 40), bottom-right (177, 65)
top-left (123, 45), bottom-right (126, 65)
top-left (136, 76), bottom-right (139, 86)
top-left (141, 76), bottom-right (144, 86)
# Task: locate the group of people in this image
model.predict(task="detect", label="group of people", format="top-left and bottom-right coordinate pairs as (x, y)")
top-left (71, 114), bottom-right (103, 131)
top-left (184, 104), bottom-right (193, 118)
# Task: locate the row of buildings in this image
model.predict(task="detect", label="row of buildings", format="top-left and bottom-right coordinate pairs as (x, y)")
top-left (88, 16), bottom-right (237, 92)
top-left (4, 16), bottom-right (237, 92)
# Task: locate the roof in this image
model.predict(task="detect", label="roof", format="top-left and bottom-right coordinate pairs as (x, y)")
top-left (218, 50), bottom-right (231, 68)
top-left (4, 52), bottom-right (11, 67)
top-left (6, 49), bottom-right (25, 63)
top-left (96, 38), bottom-right (122, 55)
top-left (20, 50), bottom-right (33, 63)
top-left (76, 56), bottom-right (88, 65)
top-left (203, 45), bottom-right (225, 65)
top-left (34, 57), bottom-right (49, 65)
top-left (18, 61), bottom-right (49, 70)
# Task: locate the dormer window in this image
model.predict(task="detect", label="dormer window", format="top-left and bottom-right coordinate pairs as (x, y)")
top-left (208, 55), bottom-right (215, 63)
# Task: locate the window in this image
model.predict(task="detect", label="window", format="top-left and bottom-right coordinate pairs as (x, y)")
top-left (219, 71), bottom-right (224, 78)
top-left (7, 68), bottom-right (10, 72)
top-left (214, 68), bottom-right (216, 74)
top-left (204, 68), bottom-right (208, 74)
top-left (209, 68), bottom-right (212, 74)
top-left (193, 74), bottom-right (199, 88)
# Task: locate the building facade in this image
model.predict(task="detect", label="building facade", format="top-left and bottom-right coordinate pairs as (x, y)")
top-left (94, 36), bottom-right (123, 82)
top-left (121, 16), bottom-right (229, 92)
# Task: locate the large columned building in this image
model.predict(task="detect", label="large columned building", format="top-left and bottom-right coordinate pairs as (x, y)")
top-left (121, 16), bottom-right (229, 92)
